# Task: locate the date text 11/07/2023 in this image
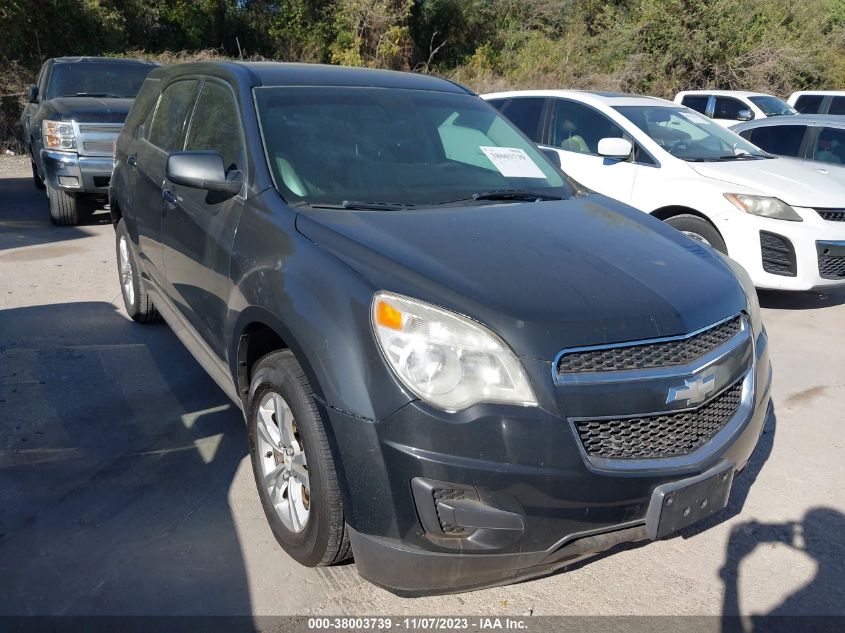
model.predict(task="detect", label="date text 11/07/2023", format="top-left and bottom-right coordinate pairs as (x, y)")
top-left (307, 617), bottom-right (530, 630)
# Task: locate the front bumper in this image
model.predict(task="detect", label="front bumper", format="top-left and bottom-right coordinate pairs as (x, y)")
top-left (717, 207), bottom-right (845, 291)
top-left (322, 330), bottom-right (773, 595)
top-left (40, 149), bottom-right (114, 193)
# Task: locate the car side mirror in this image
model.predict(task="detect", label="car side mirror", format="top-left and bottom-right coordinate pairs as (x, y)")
top-left (597, 137), bottom-right (633, 160)
top-left (737, 109), bottom-right (753, 121)
top-left (166, 151), bottom-right (242, 195)
top-left (540, 147), bottom-right (562, 169)
top-left (27, 85), bottom-right (39, 103)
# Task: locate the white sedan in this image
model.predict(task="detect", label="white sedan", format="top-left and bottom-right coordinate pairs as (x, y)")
top-left (483, 90), bottom-right (845, 291)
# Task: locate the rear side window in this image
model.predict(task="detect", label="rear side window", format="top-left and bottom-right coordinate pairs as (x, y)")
top-left (148, 80), bottom-right (198, 151)
top-left (794, 94), bottom-right (823, 114)
top-left (497, 98), bottom-right (545, 141)
top-left (745, 125), bottom-right (806, 157)
top-left (681, 95), bottom-right (709, 114)
top-left (811, 127), bottom-right (845, 164)
top-left (185, 82), bottom-right (245, 173)
top-left (714, 97), bottom-right (748, 120)
top-left (829, 97), bottom-right (845, 115)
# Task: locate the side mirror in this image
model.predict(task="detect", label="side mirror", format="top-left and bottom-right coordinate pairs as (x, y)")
top-left (737, 109), bottom-right (753, 121)
top-left (597, 137), bottom-right (633, 160)
top-left (27, 85), bottom-right (39, 103)
top-left (540, 147), bottom-right (562, 169)
top-left (166, 151), bottom-right (242, 195)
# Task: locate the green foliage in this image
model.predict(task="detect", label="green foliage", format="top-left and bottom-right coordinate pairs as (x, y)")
top-left (4, 0), bottom-right (845, 151)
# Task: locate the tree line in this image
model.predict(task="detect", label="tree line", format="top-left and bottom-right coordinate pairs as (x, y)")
top-left (3, 0), bottom-right (845, 151)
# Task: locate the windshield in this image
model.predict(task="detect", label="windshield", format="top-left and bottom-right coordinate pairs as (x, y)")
top-left (614, 105), bottom-right (769, 161)
top-left (748, 96), bottom-right (796, 117)
top-left (46, 63), bottom-right (154, 99)
top-left (255, 87), bottom-right (570, 208)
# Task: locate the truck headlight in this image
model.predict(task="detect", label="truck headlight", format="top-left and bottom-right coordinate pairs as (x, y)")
top-left (42, 120), bottom-right (76, 151)
top-left (372, 292), bottom-right (537, 412)
top-left (724, 193), bottom-right (802, 222)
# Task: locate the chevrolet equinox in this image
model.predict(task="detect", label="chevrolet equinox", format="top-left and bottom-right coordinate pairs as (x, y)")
top-left (109, 62), bottom-right (773, 595)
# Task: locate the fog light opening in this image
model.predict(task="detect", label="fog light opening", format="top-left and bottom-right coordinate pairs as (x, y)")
top-left (58, 176), bottom-right (79, 188)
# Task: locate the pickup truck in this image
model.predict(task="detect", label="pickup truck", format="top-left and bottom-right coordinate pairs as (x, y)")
top-left (21, 56), bottom-right (156, 225)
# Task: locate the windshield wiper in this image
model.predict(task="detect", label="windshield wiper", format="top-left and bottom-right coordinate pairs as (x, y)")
top-left (714, 153), bottom-right (769, 161)
top-left (295, 200), bottom-right (414, 211)
top-left (472, 189), bottom-right (562, 202)
top-left (66, 92), bottom-right (124, 98)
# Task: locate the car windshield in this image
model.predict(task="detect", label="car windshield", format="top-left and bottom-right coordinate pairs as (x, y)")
top-left (46, 62), bottom-right (154, 99)
top-left (614, 105), bottom-right (769, 161)
top-left (254, 86), bottom-right (570, 208)
top-left (748, 96), bottom-right (796, 117)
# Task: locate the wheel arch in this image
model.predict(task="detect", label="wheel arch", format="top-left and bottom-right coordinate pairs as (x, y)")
top-left (651, 205), bottom-right (726, 236)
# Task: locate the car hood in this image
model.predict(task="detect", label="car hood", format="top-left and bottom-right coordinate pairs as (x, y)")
top-left (295, 196), bottom-right (747, 360)
top-left (48, 97), bottom-right (133, 123)
top-left (688, 157), bottom-right (845, 207)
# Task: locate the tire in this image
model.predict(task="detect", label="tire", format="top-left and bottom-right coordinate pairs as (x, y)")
top-left (115, 219), bottom-right (159, 323)
top-left (664, 214), bottom-right (728, 254)
top-left (47, 184), bottom-right (80, 226)
top-left (31, 158), bottom-right (45, 190)
top-left (247, 350), bottom-right (351, 567)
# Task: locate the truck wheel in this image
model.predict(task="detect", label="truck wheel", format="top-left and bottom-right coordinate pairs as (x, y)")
top-left (247, 350), bottom-right (351, 567)
top-left (31, 159), bottom-right (45, 190)
top-left (115, 219), bottom-right (159, 323)
top-left (47, 184), bottom-right (80, 226)
top-left (665, 214), bottom-right (728, 254)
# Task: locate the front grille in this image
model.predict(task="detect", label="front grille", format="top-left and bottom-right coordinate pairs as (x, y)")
top-left (574, 379), bottom-right (744, 460)
top-left (819, 252), bottom-right (845, 279)
top-left (78, 124), bottom-right (122, 134)
top-left (815, 209), bottom-right (845, 222)
top-left (433, 488), bottom-right (465, 534)
top-left (557, 316), bottom-right (741, 374)
top-left (82, 141), bottom-right (114, 155)
top-left (760, 231), bottom-right (797, 277)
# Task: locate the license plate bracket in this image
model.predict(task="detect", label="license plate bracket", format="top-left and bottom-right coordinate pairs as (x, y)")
top-left (646, 461), bottom-right (735, 540)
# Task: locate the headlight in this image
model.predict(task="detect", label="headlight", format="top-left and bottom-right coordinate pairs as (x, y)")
top-left (724, 193), bottom-right (802, 221)
top-left (42, 120), bottom-right (76, 151)
top-left (372, 292), bottom-right (537, 412)
top-left (716, 252), bottom-right (762, 334)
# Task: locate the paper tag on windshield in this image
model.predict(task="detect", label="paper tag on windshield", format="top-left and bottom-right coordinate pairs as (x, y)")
top-left (480, 146), bottom-right (546, 178)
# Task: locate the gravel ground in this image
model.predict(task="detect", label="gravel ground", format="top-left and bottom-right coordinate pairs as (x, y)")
top-left (1, 157), bottom-right (843, 619)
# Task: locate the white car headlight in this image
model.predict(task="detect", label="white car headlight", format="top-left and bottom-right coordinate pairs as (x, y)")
top-left (724, 193), bottom-right (802, 222)
top-left (372, 292), bottom-right (537, 412)
top-left (42, 120), bottom-right (76, 151)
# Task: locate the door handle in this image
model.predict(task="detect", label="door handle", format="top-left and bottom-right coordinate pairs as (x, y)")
top-left (127, 155), bottom-right (137, 168)
top-left (162, 188), bottom-right (179, 206)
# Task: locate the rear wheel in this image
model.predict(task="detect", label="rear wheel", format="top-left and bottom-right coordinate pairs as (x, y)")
top-left (115, 219), bottom-right (159, 323)
top-left (664, 214), bottom-right (728, 254)
top-left (247, 350), bottom-right (351, 567)
top-left (47, 184), bottom-right (79, 226)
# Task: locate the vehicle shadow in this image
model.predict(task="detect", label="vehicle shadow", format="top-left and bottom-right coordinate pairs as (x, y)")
top-left (0, 301), bottom-right (255, 620)
top-left (0, 177), bottom-right (109, 252)
top-left (758, 287), bottom-right (845, 310)
top-left (719, 507), bottom-right (845, 631)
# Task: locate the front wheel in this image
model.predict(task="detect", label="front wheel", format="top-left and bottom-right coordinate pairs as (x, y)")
top-left (247, 350), bottom-right (351, 567)
top-left (47, 184), bottom-right (79, 225)
top-left (664, 214), bottom-right (728, 254)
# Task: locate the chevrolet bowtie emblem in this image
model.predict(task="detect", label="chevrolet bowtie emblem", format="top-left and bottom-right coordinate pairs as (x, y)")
top-left (666, 373), bottom-right (717, 406)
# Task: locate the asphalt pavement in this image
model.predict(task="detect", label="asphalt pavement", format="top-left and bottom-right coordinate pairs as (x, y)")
top-left (1, 156), bottom-right (843, 618)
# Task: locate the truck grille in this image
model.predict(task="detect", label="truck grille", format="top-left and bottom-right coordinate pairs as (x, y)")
top-left (815, 209), bottom-right (845, 222)
top-left (557, 316), bottom-right (741, 374)
top-left (819, 252), bottom-right (845, 279)
top-left (760, 231), bottom-right (797, 277)
top-left (573, 379), bottom-right (743, 460)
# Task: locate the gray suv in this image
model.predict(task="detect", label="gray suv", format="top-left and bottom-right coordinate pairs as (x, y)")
top-left (21, 56), bottom-right (156, 225)
top-left (110, 61), bottom-right (772, 595)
